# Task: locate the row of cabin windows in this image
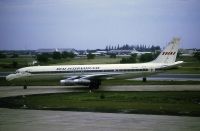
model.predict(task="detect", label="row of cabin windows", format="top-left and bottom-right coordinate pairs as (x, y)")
top-left (30, 68), bottom-right (149, 74)
top-left (155, 68), bottom-right (165, 71)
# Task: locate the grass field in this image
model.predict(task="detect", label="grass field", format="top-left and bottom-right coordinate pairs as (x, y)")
top-left (1, 91), bottom-right (200, 116)
top-left (0, 56), bottom-right (122, 71)
top-left (53, 56), bottom-right (122, 65)
top-left (166, 56), bottom-right (200, 74)
top-left (0, 55), bottom-right (35, 71)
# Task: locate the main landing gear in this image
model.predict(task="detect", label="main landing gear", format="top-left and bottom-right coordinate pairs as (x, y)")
top-left (142, 77), bottom-right (147, 82)
top-left (23, 85), bottom-right (27, 89)
top-left (89, 79), bottom-right (101, 90)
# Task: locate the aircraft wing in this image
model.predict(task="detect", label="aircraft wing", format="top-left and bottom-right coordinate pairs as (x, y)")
top-left (60, 72), bottom-right (124, 87)
top-left (64, 72), bottom-right (123, 80)
top-left (81, 72), bottom-right (123, 80)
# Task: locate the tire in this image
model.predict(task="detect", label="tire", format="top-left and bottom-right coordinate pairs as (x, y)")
top-left (89, 80), bottom-right (101, 89)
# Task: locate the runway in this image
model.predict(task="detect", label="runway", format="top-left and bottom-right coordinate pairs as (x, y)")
top-left (1, 85), bottom-right (200, 131)
top-left (1, 108), bottom-right (200, 131)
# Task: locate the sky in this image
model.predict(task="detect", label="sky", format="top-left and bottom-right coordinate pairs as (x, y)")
top-left (0, 0), bottom-right (200, 50)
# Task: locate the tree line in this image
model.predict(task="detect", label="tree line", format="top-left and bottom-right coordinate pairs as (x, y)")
top-left (194, 52), bottom-right (200, 61)
top-left (105, 44), bottom-right (161, 52)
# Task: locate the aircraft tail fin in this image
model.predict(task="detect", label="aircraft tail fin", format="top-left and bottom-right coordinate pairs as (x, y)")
top-left (151, 37), bottom-right (180, 64)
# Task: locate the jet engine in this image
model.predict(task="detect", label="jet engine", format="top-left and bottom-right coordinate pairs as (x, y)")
top-left (60, 79), bottom-right (90, 86)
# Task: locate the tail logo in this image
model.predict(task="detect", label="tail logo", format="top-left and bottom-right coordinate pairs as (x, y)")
top-left (162, 52), bottom-right (176, 55)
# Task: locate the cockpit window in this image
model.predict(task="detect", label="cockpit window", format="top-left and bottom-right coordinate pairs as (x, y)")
top-left (15, 68), bottom-right (31, 74)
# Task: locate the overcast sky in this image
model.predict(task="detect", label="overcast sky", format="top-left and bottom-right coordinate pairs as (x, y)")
top-left (0, 0), bottom-right (200, 50)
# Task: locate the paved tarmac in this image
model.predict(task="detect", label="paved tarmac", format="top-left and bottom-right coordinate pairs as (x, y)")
top-left (0, 86), bottom-right (79, 98)
top-left (1, 108), bottom-right (200, 131)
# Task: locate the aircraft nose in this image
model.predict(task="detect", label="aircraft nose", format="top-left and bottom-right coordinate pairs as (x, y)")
top-left (6, 74), bottom-right (17, 81)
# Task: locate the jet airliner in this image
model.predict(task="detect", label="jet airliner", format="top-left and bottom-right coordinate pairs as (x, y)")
top-left (131, 48), bottom-right (152, 55)
top-left (6, 38), bottom-right (183, 89)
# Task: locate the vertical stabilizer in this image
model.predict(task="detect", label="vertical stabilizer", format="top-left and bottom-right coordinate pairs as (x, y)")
top-left (151, 37), bottom-right (180, 63)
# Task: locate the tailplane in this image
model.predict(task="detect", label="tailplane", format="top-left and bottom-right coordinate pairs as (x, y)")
top-left (151, 37), bottom-right (180, 64)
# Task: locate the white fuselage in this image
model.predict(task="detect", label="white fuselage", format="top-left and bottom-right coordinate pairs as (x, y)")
top-left (6, 61), bottom-right (182, 81)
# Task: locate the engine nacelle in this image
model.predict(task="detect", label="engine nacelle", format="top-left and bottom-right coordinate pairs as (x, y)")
top-left (60, 79), bottom-right (91, 86)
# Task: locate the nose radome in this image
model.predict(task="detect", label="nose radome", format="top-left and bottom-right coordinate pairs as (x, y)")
top-left (6, 74), bottom-right (16, 81)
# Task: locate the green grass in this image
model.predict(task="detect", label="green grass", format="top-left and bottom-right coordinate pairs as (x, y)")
top-left (103, 79), bottom-right (200, 85)
top-left (0, 56), bottom-right (34, 64)
top-left (52, 57), bottom-right (121, 65)
top-left (0, 56), bottom-right (35, 71)
top-left (0, 56), bottom-right (122, 71)
top-left (1, 91), bottom-right (200, 116)
top-left (169, 56), bottom-right (200, 74)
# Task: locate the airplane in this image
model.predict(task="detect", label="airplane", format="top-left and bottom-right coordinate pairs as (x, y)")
top-left (131, 48), bottom-right (152, 55)
top-left (6, 38), bottom-right (183, 89)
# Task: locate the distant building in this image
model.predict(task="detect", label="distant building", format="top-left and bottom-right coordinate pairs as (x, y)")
top-left (92, 50), bottom-right (107, 56)
top-left (108, 50), bottom-right (133, 55)
top-left (36, 48), bottom-right (79, 55)
top-left (28, 60), bottom-right (38, 66)
top-left (179, 48), bottom-right (198, 56)
top-left (131, 48), bottom-right (152, 56)
top-left (36, 49), bottom-right (56, 53)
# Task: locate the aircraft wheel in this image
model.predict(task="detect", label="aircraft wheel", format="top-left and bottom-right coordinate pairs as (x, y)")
top-left (23, 85), bottom-right (27, 89)
top-left (143, 77), bottom-right (147, 82)
top-left (89, 80), bottom-right (100, 89)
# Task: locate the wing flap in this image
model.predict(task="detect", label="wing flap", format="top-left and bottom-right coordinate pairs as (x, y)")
top-left (81, 72), bottom-right (123, 80)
